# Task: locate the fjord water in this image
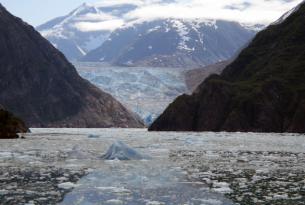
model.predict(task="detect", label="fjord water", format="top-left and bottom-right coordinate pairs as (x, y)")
top-left (30, 129), bottom-right (305, 204)
top-left (34, 128), bottom-right (234, 205)
top-left (60, 154), bottom-right (232, 205)
top-left (2, 129), bottom-right (305, 204)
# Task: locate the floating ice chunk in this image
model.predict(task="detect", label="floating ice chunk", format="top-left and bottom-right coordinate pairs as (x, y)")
top-left (96, 186), bottom-right (131, 195)
top-left (58, 182), bottom-right (78, 190)
top-left (146, 201), bottom-right (165, 205)
top-left (88, 134), bottom-right (100, 138)
top-left (212, 182), bottom-right (232, 193)
top-left (105, 199), bottom-right (123, 205)
top-left (68, 145), bottom-right (88, 159)
top-left (212, 186), bottom-right (233, 194)
top-left (101, 141), bottom-right (151, 160)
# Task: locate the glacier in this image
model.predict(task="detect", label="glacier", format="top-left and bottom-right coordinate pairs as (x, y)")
top-left (75, 63), bottom-right (189, 125)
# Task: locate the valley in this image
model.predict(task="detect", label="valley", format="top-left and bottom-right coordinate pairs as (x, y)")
top-left (0, 1), bottom-right (304, 205)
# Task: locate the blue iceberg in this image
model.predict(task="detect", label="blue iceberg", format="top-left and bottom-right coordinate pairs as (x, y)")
top-left (101, 141), bottom-right (151, 160)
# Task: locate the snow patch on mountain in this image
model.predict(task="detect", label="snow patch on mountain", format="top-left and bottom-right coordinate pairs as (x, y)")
top-left (272, 1), bottom-right (304, 25)
top-left (82, 18), bottom-right (257, 68)
top-left (37, 2), bottom-right (139, 60)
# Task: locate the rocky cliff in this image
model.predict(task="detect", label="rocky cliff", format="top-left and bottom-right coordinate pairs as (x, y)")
top-left (184, 61), bottom-right (231, 92)
top-left (0, 106), bottom-right (28, 138)
top-left (149, 2), bottom-right (305, 133)
top-left (0, 4), bottom-right (143, 128)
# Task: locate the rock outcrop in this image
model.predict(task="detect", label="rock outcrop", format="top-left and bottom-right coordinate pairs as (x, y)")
top-left (0, 107), bottom-right (28, 138)
top-left (149, 2), bottom-right (305, 133)
top-left (184, 60), bottom-right (231, 92)
top-left (0, 4), bottom-right (143, 128)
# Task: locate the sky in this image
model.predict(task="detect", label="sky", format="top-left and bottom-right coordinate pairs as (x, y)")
top-left (0, 0), bottom-right (303, 26)
top-left (0, 0), bottom-right (97, 26)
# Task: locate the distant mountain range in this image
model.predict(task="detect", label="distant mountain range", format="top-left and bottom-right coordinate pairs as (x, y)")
top-left (149, 1), bottom-right (305, 133)
top-left (37, 2), bottom-right (262, 68)
top-left (0, 4), bottom-right (143, 128)
top-left (36, 2), bottom-right (134, 61)
top-left (82, 19), bottom-right (259, 68)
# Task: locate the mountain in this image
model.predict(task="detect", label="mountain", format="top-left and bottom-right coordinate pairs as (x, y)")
top-left (37, 2), bottom-right (139, 61)
top-left (184, 60), bottom-right (231, 92)
top-left (0, 4), bottom-right (143, 128)
top-left (0, 106), bottom-right (28, 138)
top-left (149, 2), bottom-right (305, 133)
top-left (82, 19), bottom-right (258, 68)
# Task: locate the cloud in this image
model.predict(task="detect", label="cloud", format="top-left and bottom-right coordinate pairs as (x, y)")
top-left (73, 19), bottom-right (125, 32)
top-left (93, 0), bottom-right (145, 7)
top-left (123, 0), bottom-right (304, 24)
top-left (74, 13), bottom-right (115, 22)
top-left (69, 0), bottom-right (303, 32)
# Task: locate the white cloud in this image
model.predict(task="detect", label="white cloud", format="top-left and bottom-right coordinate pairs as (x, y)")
top-left (61, 0), bottom-right (304, 33)
top-left (122, 0), bottom-right (304, 24)
top-left (93, 0), bottom-right (145, 7)
top-left (74, 13), bottom-right (115, 22)
top-left (74, 19), bottom-right (125, 32)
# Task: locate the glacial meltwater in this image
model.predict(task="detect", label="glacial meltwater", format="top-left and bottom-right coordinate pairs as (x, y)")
top-left (0, 129), bottom-right (305, 204)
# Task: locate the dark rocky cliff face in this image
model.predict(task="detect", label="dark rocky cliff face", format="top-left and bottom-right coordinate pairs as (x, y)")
top-left (149, 2), bottom-right (305, 133)
top-left (0, 106), bottom-right (28, 138)
top-left (0, 4), bottom-right (143, 128)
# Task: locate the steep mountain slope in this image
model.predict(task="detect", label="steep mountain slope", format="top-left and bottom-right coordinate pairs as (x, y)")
top-left (149, 2), bottom-right (305, 133)
top-left (37, 2), bottom-right (138, 60)
top-left (184, 60), bottom-right (231, 92)
top-left (0, 4), bottom-right (143, 128)
top-left (82, 19), bottom-right (258, 68)
top-left (0, 106), bottom-right (28, 138)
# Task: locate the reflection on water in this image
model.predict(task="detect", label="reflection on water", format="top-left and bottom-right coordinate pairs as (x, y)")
top-left (61, 159), bottom-right (233, 205)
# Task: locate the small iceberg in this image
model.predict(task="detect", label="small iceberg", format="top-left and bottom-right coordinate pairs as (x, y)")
top-left (88, 134), bottom-right (100, 139)
top-left (101, 141), bottom-right (151, 160)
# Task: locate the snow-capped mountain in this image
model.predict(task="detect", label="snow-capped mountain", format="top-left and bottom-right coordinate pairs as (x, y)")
top-left (82, 19), bottom-right (259, 68)
top-left (37, 2), bottom-right (139, 60)
top-left (37, 1), bottom-right (263, 65)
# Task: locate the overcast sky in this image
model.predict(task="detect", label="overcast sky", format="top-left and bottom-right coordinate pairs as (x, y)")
top-left (0, 0), bottom-right (303, 26)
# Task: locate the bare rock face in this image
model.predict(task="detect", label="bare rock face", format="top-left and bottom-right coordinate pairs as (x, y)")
top-left (0, 107), bottom-right (28, 138)
top-left (184, 60), bottom-right (231, 92)
top-left (149, 2), bottom-right (305, 133)
top-left (0, 4), bottom-right (143, 128)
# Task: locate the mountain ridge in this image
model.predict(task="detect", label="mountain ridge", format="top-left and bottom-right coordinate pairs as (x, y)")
top-left (0, 4), bottom-right (143, 128)
top-left (37, 2), bottom-right (262, 64)
top-left (82, 18), bottom-right (258, 68)
top-left (149, 1), bottom-right (305, 133)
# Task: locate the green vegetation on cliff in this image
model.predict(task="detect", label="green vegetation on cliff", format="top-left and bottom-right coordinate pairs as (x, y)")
top-left (150, 2), bottom-right (305, 133)
top-left (0, 109), bottom-right (28, 138)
